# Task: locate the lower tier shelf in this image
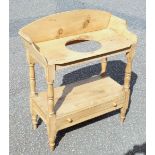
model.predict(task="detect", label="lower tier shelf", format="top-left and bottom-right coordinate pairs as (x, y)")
top-left (32, 76), bottom-right (125, 130)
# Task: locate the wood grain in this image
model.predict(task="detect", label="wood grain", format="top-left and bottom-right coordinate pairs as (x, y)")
top-left (32, 76), bottom-right (125, 129)
top-left (18, 9), bottom-right (137, 151)
top-left (36, 29), bottom-right (132, 65)
top-left (19, 9), bottom-right (111, 43)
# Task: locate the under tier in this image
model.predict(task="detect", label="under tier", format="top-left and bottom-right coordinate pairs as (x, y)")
top-left (32, 76), bottom-right (125, 130)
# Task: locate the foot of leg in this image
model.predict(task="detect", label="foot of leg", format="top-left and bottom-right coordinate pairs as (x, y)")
top-left (120, 108), bottom-right (126, 124)
top-left (32, 114), bottom-right (37, 130)
top-left (49, 140), bottom-right (55, 151)
top-left (47, 123), bottom-right (57, 151)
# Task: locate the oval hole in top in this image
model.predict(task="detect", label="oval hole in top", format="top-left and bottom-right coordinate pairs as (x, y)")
top-left (65, 39), bottom-right (102, 53)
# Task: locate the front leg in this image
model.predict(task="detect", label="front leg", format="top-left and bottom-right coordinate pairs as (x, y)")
top-left (45, 65), bottom-right (57, 151)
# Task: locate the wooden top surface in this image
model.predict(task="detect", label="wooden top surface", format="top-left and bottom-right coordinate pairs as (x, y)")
top-left (19, 9), bottom-right (137, 66)
top-left (36, 29), bottom-right (132, 65)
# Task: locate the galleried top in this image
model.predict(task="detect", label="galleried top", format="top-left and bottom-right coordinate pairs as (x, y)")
top-left (19, 9), bottom-right (137, 65)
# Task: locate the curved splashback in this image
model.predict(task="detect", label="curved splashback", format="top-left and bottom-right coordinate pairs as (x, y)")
top-left (19, 9), bottom-right (111, 43)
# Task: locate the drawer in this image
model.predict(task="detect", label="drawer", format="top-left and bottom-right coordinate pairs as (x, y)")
top-left (56, 96), bottom-right (124, 130)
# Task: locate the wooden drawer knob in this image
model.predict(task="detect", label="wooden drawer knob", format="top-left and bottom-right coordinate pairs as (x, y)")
top-left (67, 118), bottom-right (73, 123)
top-left (113, 102), bottom-right (117, 107)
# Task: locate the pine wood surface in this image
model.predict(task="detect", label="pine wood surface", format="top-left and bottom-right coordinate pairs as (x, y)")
top-left (36, 29), bottom-right (132, 65)
top-left (32, 76), bottom-right (125, 130)
top-left (18, 9), bottom-right (137, 151)
top-left (32, 76), bottom-right (125, 116)
top-left (19, 9), bottom-right (111, 43)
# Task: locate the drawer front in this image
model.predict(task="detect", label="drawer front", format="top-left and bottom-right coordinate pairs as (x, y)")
top-left (56, 97), bottom-right (124, 130)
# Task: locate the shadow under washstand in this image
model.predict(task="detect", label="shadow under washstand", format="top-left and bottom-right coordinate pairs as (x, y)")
top-left (124, 142), bottom-right (146, 155)
top-left (54, 60), bottom-right (138, 147)
top-left (37, 117), bottom-right (43, 128)
top-left (55, 60), bottom-right (137, 114)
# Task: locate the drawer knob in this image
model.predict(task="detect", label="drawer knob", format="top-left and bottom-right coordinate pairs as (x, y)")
top-left (67, 118), bottom-right (73, 123)
top-left (113, 102), bottom-right (117, 107)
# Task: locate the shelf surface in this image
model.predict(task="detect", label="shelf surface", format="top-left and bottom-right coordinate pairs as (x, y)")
top-left (32, 76), bottom-right (125, 118)
top-left (36, 29), bottom-right (131, 65)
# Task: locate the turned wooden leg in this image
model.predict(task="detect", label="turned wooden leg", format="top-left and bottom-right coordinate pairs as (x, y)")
top-left (46, 82), bottom-right (57, 151)
top-left (29, 63), bottom-right (37, 129)
top-left (47, 116), bottom-right (57, 151)
top-left (46, 66), bottom-right (57, 151)
top-left (120, 45), bottom-right (135, 123)
top-left (101, 58), bottom-right (107, 77)
top-left (120, 89), bottom-right (131, 123)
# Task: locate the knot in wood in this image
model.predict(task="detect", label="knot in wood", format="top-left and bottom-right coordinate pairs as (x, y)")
top-left (58, 28), bottom-right (63, 35)
top-left (83, 17), bottom-right (90, 28)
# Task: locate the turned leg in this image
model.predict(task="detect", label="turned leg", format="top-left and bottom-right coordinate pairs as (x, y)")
top-left (120, 45), bottom-right (136, 123)
top-left (47, 115), bottom-right (57, 151)
top-left (46, 66), bottom-right (57, 151)
top-left (101, 58), bottom-right (107, 77)
top-left (29, 63), bottom-right (37, 129)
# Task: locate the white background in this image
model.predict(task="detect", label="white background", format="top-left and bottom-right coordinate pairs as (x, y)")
top-left (0, 0), bottom-right (152, 154)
